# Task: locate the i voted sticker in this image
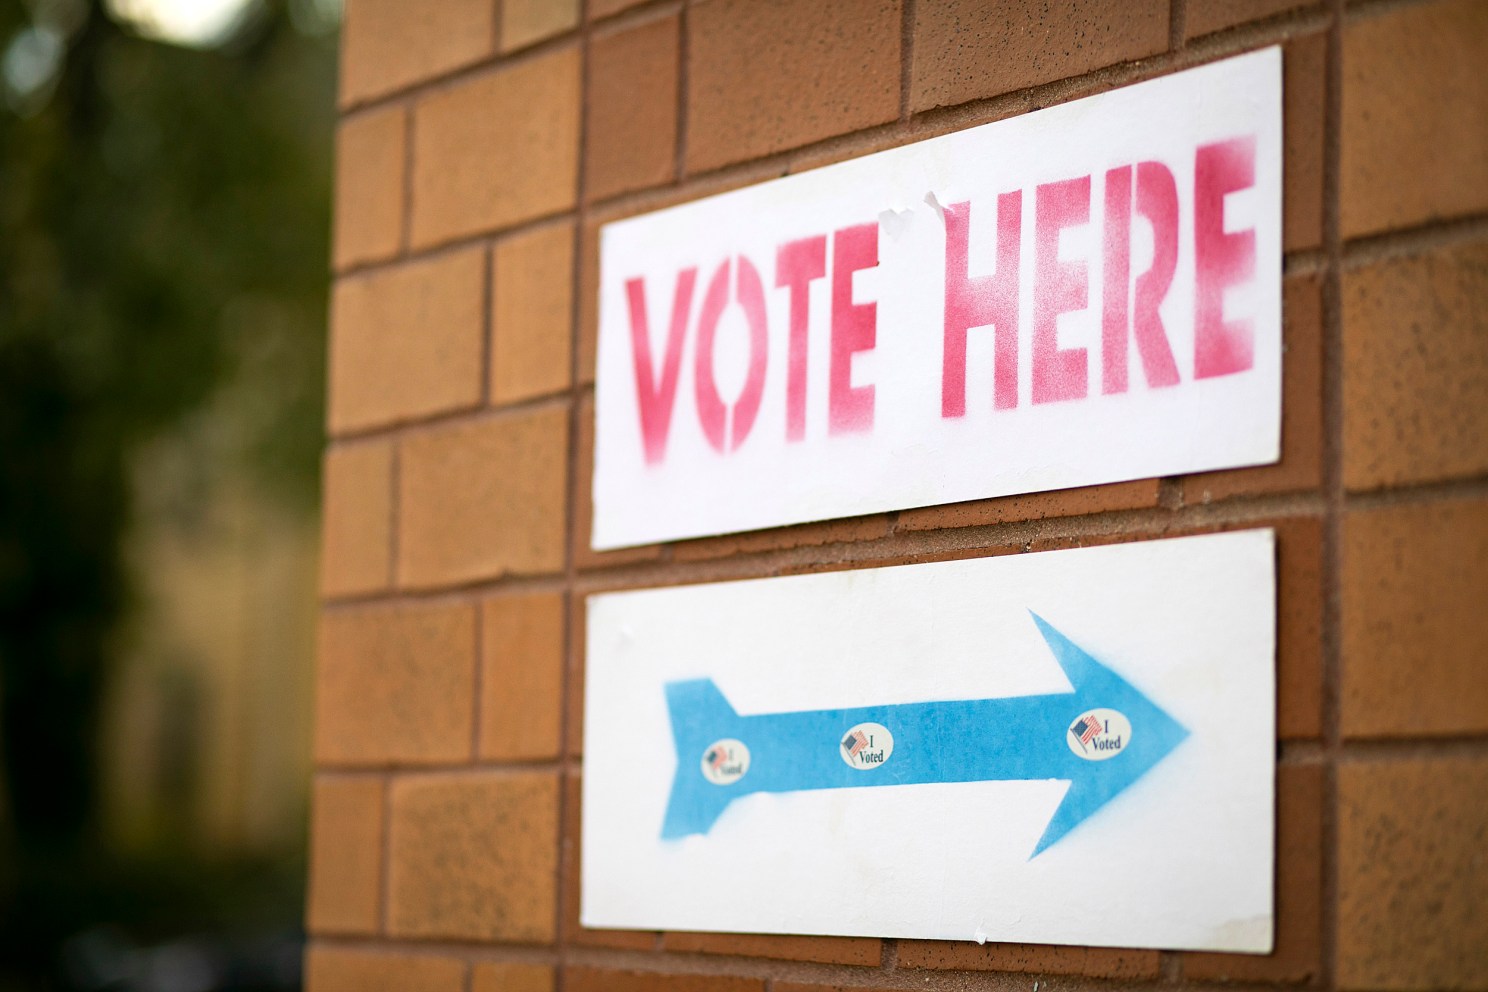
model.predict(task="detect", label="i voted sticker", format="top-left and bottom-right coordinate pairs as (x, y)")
top-left (701, 739), bottom-right (749, 785)
top-left (1067, 709), bottom-right (1132, 761)
top-left (840, 722), bottom-right (893, 770)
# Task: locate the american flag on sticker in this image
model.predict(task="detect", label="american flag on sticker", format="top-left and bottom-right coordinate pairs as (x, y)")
top-left (1071, 714), bottom-right (1104, 748)
top-left (842, 730), bottom-right (869, 757)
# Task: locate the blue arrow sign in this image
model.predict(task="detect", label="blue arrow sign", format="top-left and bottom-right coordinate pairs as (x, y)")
top-left (661, 611), bottom-right (1189, 857)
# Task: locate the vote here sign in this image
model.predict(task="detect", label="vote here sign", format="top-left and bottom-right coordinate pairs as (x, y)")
top-left (592, 49), bottom-right (1281, 549)
top-left (582, 530), bottom-right (1276, 949)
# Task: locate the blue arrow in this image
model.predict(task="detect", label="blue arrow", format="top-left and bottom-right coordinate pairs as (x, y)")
top-left (661, 611), bottom-right (1188, 857)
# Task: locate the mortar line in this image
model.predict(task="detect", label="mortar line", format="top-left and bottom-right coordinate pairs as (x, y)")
top-left (1340, 211), bottom-right (1488, 268)
top-left (899, 0), bottom-right (916, 121)
top-left (554, 12), bottom-right (600, 991)
top-left (330, 392), bottom-right (572, 446)
top-left (398, 99), bottom-right (416, 257)
top-left (1169, 0), bottom-right (1188, 51)
top-left (1318, 2), bottom-right (1346, 990)
top-left (674, 0), bottom-right (691, 184)
top-left (386, 439), bottom-right (401, 591)
top-left (378, 773), bottom-right (393, 936)
top-left (470, 594), bottom-right (485, 762)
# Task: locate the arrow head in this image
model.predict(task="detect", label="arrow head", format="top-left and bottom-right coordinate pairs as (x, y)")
top-left (1027, 611), bottom-right (1189, 857)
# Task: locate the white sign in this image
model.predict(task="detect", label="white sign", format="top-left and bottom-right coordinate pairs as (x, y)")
top-left (593, 49), bottom-right (1281, 549)
top-left (582, 530), bottom-right (1276, 951)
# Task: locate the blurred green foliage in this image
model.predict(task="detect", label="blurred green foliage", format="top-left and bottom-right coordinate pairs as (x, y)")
top-left (0, 0), bottom-right (334, 984)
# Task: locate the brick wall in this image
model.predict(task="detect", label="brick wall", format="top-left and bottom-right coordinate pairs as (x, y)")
top-left (309, 1), bottom-right (1488, 990)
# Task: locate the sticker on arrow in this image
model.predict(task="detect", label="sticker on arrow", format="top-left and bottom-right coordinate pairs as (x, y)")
top-left (582, 530), bottom-right (1276, 952)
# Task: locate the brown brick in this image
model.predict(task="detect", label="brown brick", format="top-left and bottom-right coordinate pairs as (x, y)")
top-left (561, 772), bottom-right (658, 949)
top-left (1342, 240), bottom-right (1488, 490)
top-left (315, 601), bottom-right (476, 765)
top-left (1184, 0), bottom-right (1312, 39)
top-left (686, 0), bottom-right (901, 173)
top-left (910, 0), bottom-right (1167, 112)
top-left (589, 0), bottom-right (647, 19)
top-left (305, 947), bottom-right (465, 992)
top-left (1337, 757), bottom-right (1488, 990)
top-left (587, 15), bottom-right (679, 200)
top-left (493, 224), bottom-right (574, 405)
top-left (1341, 0), bottom-right (1488, 238)
top-left (565, 969), bottom-right (764, 992)
top-left (1341, 499), bottom-right (1488, 739)
top-left (480, 592), bottom-right (565, 761)
top-left (471, 963), bottom-right (555, 992)
top-left (1274, 517), bottom-right (1324, 740)
top-left (388, 771), bottom-right (560, 942)
top-left (898, 479), bottom-right (1159, 532)
top-left (1183, 763), bottom-right (1323, 982)
top-left (1282, 32), bottom-right (1326, 253)
top-left (340, 0), bottom-right (495, 106)
top-left (320, 440), bottom-right (393, 598)
top-left (412, 50), bottom-right (581, 248)
top-left (328, 249), bottom-right (485, 434)
top-left (333, 106), bottom-right (406, 270)
top-left (306, 776), bottom-right (384, 934)
top-left (660, 931), bottom-right (880, 966)
top-left (564, 603), bottom-right (589, 759)
top-left (502, 0), bottom-right (578, 53)
top-left (897, 940), bottom-right (1159, 978)
top-left (1186, 274), bottom-right (1323, 501)
top-left (398, 407), bottom-right (570, 588)
top-left (573, 394), bottom-right (665, 570)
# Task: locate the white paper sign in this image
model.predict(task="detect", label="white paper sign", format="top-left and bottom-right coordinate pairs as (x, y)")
top-left (593, 49), bottom-right (1281, 549)
top-left (582, 530), bottom-right (1276, 951)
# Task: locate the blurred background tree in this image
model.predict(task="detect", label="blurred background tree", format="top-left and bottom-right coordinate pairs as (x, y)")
top-left (0, 0), bottom-right (335, 987)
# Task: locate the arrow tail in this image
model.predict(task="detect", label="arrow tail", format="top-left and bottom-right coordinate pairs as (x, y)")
top-left (662, 679), bottom-right (743, 838)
